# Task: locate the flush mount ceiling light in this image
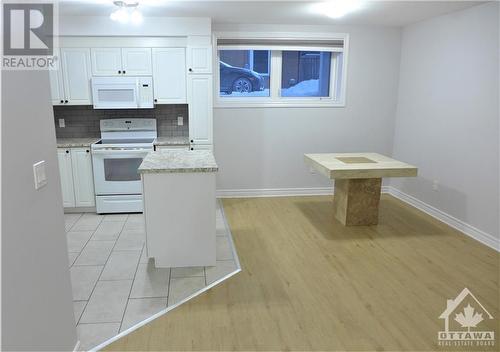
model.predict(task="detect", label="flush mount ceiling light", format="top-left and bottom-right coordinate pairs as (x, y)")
top-left (110, 0), bottom-right (143, 25)
top-left (314, 0), bottom-right (365, 19)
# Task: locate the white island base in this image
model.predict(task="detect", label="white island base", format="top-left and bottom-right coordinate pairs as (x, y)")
top-left (140, 150), bottom-right (218, 268)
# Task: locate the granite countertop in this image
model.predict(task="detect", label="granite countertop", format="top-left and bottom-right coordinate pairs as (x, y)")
top-left (139, 150), bottom-right (218, 174)
top-left (154, 136), bottom-right (190, 146)
top-left (56, 138), bottom-right (100, 148)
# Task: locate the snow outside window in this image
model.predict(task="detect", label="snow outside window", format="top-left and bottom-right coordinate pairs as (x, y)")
top-left (281, 51), bottom-right (331, 97)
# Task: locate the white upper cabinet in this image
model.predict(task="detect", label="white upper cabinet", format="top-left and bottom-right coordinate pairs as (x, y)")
top-left (152, 48), bottom-right (187, 104)
top-left (122, 48), bottom-right (152, 75)
top-left (188, 74), bottom-right (213, 145)
top-left (49, 67), bottom-right (65, 105)
top-left (187, 46), bottom-right (212, 74)
top-left (91, 48), bottom-right (122, 76)
top-left (57, 149), bottom-right (75, 208)
top-left (70, 148), bottom-right (95, 207)
top-left (61, 48), bottom-right (92, 105)
top-left (90, 48), bottom-right (152, 76)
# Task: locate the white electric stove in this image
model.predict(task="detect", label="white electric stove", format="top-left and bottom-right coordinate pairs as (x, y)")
top-left (91, 118), bottom-right (156, 213)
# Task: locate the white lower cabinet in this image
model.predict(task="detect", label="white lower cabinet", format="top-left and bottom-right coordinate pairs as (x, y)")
top-left (70, 148), bottom-right (95, 207)
top-left (57, 149), bottom-right (76, 207)
top-left (57, 147), bottom-right (95, 208)
top-left (189, 144), bottom-right (213, 151)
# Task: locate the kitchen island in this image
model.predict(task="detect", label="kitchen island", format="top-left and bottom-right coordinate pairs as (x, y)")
top-left (139, 150), bottom-right (218, 268)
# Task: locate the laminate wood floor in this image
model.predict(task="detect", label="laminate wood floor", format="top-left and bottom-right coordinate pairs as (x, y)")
top-left (105, 195), bottom-right (499, 351)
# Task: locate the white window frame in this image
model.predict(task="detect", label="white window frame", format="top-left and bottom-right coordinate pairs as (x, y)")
top-left (213, 31), bottom-right (349, 108)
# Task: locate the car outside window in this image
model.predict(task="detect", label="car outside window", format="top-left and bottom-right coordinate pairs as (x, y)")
top-left (218, 49), bottom-right (270, 97)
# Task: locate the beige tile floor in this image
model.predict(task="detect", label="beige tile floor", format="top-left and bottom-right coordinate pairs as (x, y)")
top-left (65, 201), bottom-right (239, 351)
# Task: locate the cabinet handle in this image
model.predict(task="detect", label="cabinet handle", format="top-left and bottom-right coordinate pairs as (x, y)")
top-left (154, 99), bottom-right (157, 103)
top-left (123, 70), bottom-right (126, 74)
top-left (188, 68), bottom-right (193, 72)
top-left (86, 150), bottom-right (90, 153)
top-left (118, 70), bottom-right (121, 74)
top-left (64, 100), bottom-right (68, 104)
top-left (65, 150), bottom-right (69, 154)
top-left (190, 147), bottom-right (194, 150)
top-left (60, 100), bottom-right (64, 103)
top-left (190, 139), bottom-right (194, 143)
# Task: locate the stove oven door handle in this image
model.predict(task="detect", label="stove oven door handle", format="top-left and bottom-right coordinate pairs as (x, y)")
top-left (91, 149), bottom-right (151, 155)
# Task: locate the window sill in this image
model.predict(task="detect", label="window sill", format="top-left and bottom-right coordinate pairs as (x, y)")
top-left (214, 100), bottom-right (346, 109)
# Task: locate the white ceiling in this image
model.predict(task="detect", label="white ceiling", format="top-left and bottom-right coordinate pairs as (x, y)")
top-left (59, 0), bottom-right (484, 27)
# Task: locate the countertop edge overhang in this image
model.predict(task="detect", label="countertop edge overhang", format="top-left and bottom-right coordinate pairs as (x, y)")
top-left (139, 150), bottom-right (219, 174)
top-left (56, 138), bottom-right (101, 148)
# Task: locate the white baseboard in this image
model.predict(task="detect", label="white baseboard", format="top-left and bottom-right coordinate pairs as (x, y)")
top-left (387, 186), bottom-right (499, 252)
top-left (217, 187), bottom-right (332, 198)
top-left (217, 186), bottom-right (391, 198)
top-left (216, 186), bottom-right (499, 252)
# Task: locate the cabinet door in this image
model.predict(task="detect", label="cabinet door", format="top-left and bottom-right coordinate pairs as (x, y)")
top-left (49, 67), bottom-right (65, 105)
top-left (187, 46), bottom-right (212, 74)
top-left (70, 148), bottom-right (95, 207)
top-left (188, 75), bottom-right (213, 145)
top-left (57, 149), bottom-right (75, 208)
top-left (91, 48), bottom-right (122, 76)
top-left (152, 48), bottom-right (187, 104)
top-left (61, 48), bottom-right (92, 105)
top-left (190, 144), bottom-right (212, 151)
top-left (122, 48), bottom-right (152, 75)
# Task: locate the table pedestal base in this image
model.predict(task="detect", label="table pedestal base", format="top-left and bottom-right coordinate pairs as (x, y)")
top-left (333, 178), bottom-right (382, 226)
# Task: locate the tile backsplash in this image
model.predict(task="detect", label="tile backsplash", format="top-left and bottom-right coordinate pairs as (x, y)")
top-left (53, 105), bottom-right (189, 138)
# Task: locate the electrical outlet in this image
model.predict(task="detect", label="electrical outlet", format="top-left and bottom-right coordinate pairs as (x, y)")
top-left (33, 160), bottom-right (47, 190)
top-left (58, 118), bottom-right (65, 128)
top-left (432, 180), bottom-right (439, 191)
top-left (177, 116), bottom-right (183, 126)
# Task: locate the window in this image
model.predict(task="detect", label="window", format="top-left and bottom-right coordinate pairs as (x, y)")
top-left (215, 34), bottom-right (347, 107)
top-left (281, 51), bottom-right (331, 97)
top-left (219, 50), bottom-right (270, 97)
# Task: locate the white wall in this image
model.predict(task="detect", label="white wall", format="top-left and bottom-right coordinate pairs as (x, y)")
top-left (59, 16), bottom-right (211, 36)
top-left (391, 2), bottom-right (499, 240)
top-left (2, 70), bottom-right (78, 349)
top-left (213, 24), bottom-right (402, 192)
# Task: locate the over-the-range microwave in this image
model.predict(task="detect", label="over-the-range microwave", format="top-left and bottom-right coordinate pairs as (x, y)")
top-left (91, 76), bottom-right (154, 109)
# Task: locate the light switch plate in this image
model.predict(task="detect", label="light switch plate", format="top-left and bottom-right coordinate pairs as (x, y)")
top-left (59, 118), bottom-right (65, 128)
top-left (177, 116), bottom-right (183, 126)
top-left (33, 160), bottom-right (48, 190)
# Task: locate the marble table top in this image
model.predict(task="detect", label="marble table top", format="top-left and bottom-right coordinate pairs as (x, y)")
top-left (304, 153), bottom-right (418, 179)
top-left (139, 150), bottom-right (218, 174)
top-left (56, 138), bottom-right (100, 148)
